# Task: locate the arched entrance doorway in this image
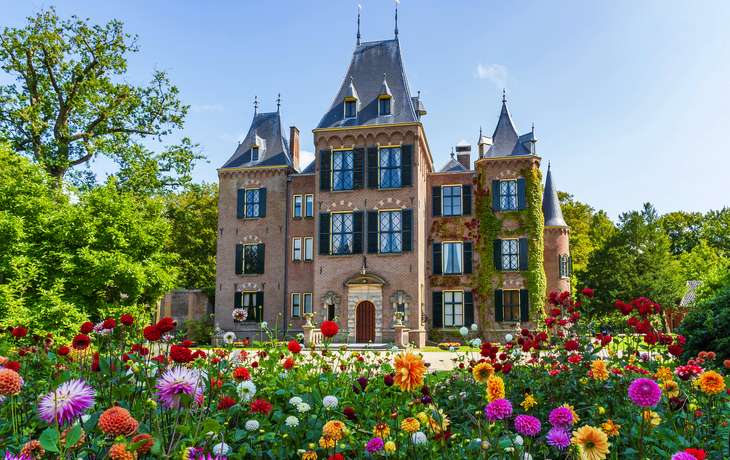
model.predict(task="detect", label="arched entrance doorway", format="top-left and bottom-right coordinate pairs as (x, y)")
top-left (356, 301), bottom-right (375, 343)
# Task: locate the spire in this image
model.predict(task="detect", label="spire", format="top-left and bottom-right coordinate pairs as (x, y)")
top-left (254, 95), bottom-right (258, 115)
top-left (277, 93), bottom-right (281, 112)
top-left (542, 163), bottom-right (568, 228)
top-left (394, 1), bottom-right (399, 38)
top-left (357, 6), bottom-right (361, 45)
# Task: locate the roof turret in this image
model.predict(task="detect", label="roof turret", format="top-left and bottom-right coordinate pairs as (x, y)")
top-left (542, 163), bottom-right (568, 228)
top-left (220, 106), bottom-right (294, 170)
top-left (483, 94), bottom-right (535, 159)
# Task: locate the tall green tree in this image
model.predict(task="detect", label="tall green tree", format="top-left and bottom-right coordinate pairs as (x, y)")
top-left (165, 182), bottom-right (218, 289)
top-left (578, 203), bottom-right (684, 316)
top-left (660, 211), bottom-right (705, 256)
top-left (0, 8), bottom-right (202, 189)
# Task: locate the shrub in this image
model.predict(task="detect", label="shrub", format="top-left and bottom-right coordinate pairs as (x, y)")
top-left (676, 283), bottom-right (730, 363)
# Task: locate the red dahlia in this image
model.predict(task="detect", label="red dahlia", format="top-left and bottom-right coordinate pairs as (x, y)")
top-left (343, 407), bottom-right (356, 420)
top-left (5, 361), bottom-right (20, 372)
top-left (191, 350), bottom-right (206, 359)
top-left (248, 398), bottom-right (273, 414)
top-left (287, 341), bottom-right (302, 354)
top-left (103, 319), bottom-right (116, 329)
top-left (143, 325), bottom-right (162, 342)
top-left (668, 345), bottom-right (683, 357)
top-left (283, 358), bottom-right (294, 370)
top-left (91, 359), bottom-right (101, 372)
top-left (233, 367), bottom-right (251, 382)
top-left (12, 327), bottom-right (27, 338)
top-left (218, 397), bottom-right (236, 410)
top-left (120, 314), bottom-right (134, 326)
top-left (57, 346), bottom-right (70, 356)
top-left (321, 321), bottom-right (338, 338)
top-left (182, 340), bottom-right (192, 348)
top-left (564, 340), bottom-right (579, 352)
top-left (156, 317), bottom-right (175, 333)
top-left (72, 334), bottom-right (91, 350)
top-left (80, 322), bottom-right (95, 334)
top-left (169, 345), bottom-right (193, 363)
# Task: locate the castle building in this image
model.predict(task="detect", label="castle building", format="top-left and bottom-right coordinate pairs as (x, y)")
top-left (214, 20), bottom-right (571, 345)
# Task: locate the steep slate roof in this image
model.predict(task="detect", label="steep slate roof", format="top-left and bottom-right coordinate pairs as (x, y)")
top-left (680, 281), bottom-right (701, 308)
top-left (542, 164), bottom-right (568, 227)
top-left (317, 39), bottom-right (418, 129)
top-left (298, 160), bottom-right (316, 174)
top-left (220, 111), bottom-right (295, 170)
top-left (437, 156), bottom-right (468, 173)
top-left (484, 101), bottom-right (534, 158)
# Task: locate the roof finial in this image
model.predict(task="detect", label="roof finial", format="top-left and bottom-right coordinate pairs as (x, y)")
top-left (277, 93), bottom-right (281, 112)
top-left (254, 95), bottom-right (258, 115)
top-left (502, 88), bottom-right (506, 103)
top-left (451, 147), bottom-right (454, 158)
top-left (417, 90), bottom-right (420, 98)
top-left (532, 122), bottom-right (534, 133)
top-left (394, 1), bottom-right (399, 38)
top-left (480, 126), bottom-right (483, 137)
top-left (357, 6), bottom-right (361, 45)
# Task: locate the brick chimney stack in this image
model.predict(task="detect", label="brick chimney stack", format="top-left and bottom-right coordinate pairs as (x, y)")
top-left (290, 126), bottom-right (300, 171)
top-left (455, 140), bottom-right (471, 170)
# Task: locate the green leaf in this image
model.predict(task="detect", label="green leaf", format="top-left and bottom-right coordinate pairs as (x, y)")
top-left (201, 419), bottom-right (220, 434)
top-left (128, 439), bottom-right (150, 453)
top-left (624, 448), bottom-right (639, 455)
top-left (39, 427), bottom-right (60, 453)
top-left (83, 412), bottom-right (100, 432)
top-left (99, 357), bottom-right (111, 376)
top-left (150, 434), bottom-right (163, 456)
top-left (64, 424), bottom-right (83, 448)
top-left (175, 425), bottom-right (191, 435)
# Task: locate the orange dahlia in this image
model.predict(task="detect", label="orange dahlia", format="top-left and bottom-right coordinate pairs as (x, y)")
top-left (393, 352), bottom-right (427, 392)
top-left (373, 422), bottom-right (391, 438)
top-left (472, 362), bottom-right (494, 383)
top-left (98, 407), bottom-right (133, 435)
top-left (318, 436), bottom-right (336, 450)
top-left (571, 425), bottom-right (611, 460)
top-left (125, 417), bottom-right (139, 436)
top-left (698, 370), bottom-right (726, 395)
top-left (486, 375), bottom-right (505, 402)
top-left (60, 426), bottom-right (85, 449)
top-left (401, 417), bottom-right (420, 434)
top-left (562, 403), bottom-right (580, 424)
top-left (322, 420), bottom-right (345, 441)
top-left (600, 420), bottom-right (620, 437)
top-left (20, 441), bottom-right (45, 460)
top-left (0, 368), bottom-right (22, 396)
top-left (591, 359), bottom-right (609, 382)
top-left (109, 443), bottom-right (136, 460)
top-left (131, 434), bottom-right (154, 454)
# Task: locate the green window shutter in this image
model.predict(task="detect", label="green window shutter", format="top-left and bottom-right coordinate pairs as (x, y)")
top-left (492, 180), bottom-right (501, 211)
top-left (367, 211), bottom-right (379, 254)
top-left (401, 145), bottom-right (413, 187)
top-left (402, 209), bottom-right (413, 252)
top-left (353, 148), bottom-right (364, 189)
top-left (255, 292), bottom-right (264, 322)
top-left (493, 239), bottom-right (503, 271)
top-left (258, 188), bottom-right (266, 217)
top-left (559, 255), bottom-right (566, 278)
top-left (432, 292), bottom-right (443, 328)
top-left (237, 189), bottom-right (246, 218)
top-left (432, 186), bottom-right (442, 216)
top-left (320, 150), bottom-right (331, 191)
top-left (462, 184), bottom-right (472, 216)
top-left (256, 244), bottom-right (265, 274)
top-left (494, 290), bottom-right (503, 323)
top-left (568, 255), bottom-right (573, 277)
top-left (367, 147), bottom-right (379, 188)
top-left (520, 289), bottom-right (530, 322)
top-left (518, 238), bottom-right (528, 271)
top-left (353, 211), bottom-right (363, 254)
top-left (463, 242), bottom-right (473, 274)
top-left (517, 178), bottom-right (526, 210)
top-left (235, 244), bottom-right (243, 274)
top-left (433, 243), bottom-right (442, 275)
top-left (234, 292), bottom-right (242, 310)
top-left (464, 291), bottom-right (474, 327)
top-left (319, 213), bottom-right (330, 255)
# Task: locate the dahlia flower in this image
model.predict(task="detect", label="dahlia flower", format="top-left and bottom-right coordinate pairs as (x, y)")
top-left (698, 370), bottom-right (726, 395)
top-left (323, 395), bottom-right (338, 408)
top-left (546, 427), bottom-right (570, 450)
top-left (155, 367), bottom-right (204, 408)
top-left (486, 375), bottom-right (505, 402)
top-left (237, 381), bottom-right (257, 402)
top-left (285, 416), bottom-right (299, 427)
top-left (411, 432), bottom-right (428, 445)
top-left (484, 398), bottom-right (513, 423)
top-left (571, 425), bottom-right (610, 460)
top-left (549, 406), bottom-right (575, 428)
top-left (212, 443), bottom-right (229, 456)
top-left (245, 420), bottom-right (259, 431)
top-left (671, 453), bottom-right (697, 460)
top-left (628, 378), bottom-right (662, 407)
top-left (393, 352), bottom-right (427, 392)
top-left (37, 379), bottom-right (95, 426)
top-left (223, 332), bottom-right (235, 344)
top-left (297, 402), bottom-right (311, 413)
top-left (195, 454), bottom-right (227, 460)
top-left (4, 453), bottom-right (30, 460)
top-left (515, 414), bottom-right (541, 436)
top-left (472, 362), bottom-right (494, 383)
top-left (289, 396), bottom-right (302, 406)
top-left (365, 437), bottom-right (384, 454)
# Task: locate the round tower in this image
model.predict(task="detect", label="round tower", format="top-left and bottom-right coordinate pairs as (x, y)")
top-left (542, 164), bottom-right (571, 303)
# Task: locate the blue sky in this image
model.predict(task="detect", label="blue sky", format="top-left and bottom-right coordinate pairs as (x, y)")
top-left (3, 1), bottom-right (730, 220)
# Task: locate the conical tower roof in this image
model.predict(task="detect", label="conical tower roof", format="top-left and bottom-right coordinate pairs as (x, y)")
top-left (542, 163), bottom-right (568, 228)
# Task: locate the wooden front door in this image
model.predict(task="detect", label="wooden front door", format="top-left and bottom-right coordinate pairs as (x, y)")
top-left (356, 301), bottom-right (375, 343)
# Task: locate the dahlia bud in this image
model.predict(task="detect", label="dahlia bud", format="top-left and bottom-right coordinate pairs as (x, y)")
top-left (131, 365), bottom-right (139, 374)
top-left (341, 427), bottom-right (351, 438)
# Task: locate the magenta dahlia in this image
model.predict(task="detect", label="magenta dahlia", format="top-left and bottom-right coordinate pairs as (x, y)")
top-left (548, 406), bottom-right (574, 428)
top-left (155, 367), bottom-right (204, 408)
top-left (628, 378), bottom-right (662, 407)
top-left (484, 398), bottom-right (513, 423)
top-left (37, 379), bottom-right (95, 426)
top-left (514, 414), bottom-right (541, 436)
top-left (546, 427), bottom-right (570, 450)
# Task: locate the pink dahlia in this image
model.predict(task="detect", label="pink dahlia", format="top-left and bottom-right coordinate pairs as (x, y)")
top-left (671, 453), bottom-right (697, 460)
top-left (548, 406), bottom-right (574, 428)
top-left (5, 454), bottom-right (31, 460)
top-left (546, 427), bottom-right (570, 450)
top-left (514, 414), bottom-right (541, 436)
top-left (628, 378), bottom-right (662, 407)
top-left (37, 379), bottom-right (95, 426)
top-left (365, 437), bottom-right (385, 454)
top-left (484, 398), bottom-right (513, 423)
top-left (155, 367), bottom-right (204, 408)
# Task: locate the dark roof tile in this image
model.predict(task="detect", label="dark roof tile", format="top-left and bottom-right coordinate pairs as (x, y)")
top-left (220, 111), bottom-right (294, 170)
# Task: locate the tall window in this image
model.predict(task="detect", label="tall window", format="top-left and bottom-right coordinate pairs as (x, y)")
top-left (379, 98), bottom-right (391, 116)
top-left (502, 239), bottom-right (519, 270)
top-left (443, 242), bottom-right (463, 274)
top-left (293, 195), bottom-right (302, 218)
top-left (332, 213), bottom-right (354, 254)
top-left (379, 147), bottom-right (402, 188)
top-left (443, 186), bottom-right (462, 216)
top-left (500, 180), bottom-right (517, 211)
top-left (444, 291), bottom-right (463, 327)
top-left (241, 292), bottom-right (257, 322)
top-left (503, 290), bottom-right (520, 322)
top-left (292, 238), bottom-right (301, 261)
top-left (243, 244), bottom-right (258, 273)
top-left (305, 195), bottom-right (313, 217)
top-left (292, 293), bottom-right (301, 318)
top-left (245, 189), bottom-right (260, 218)
top-left (345, 100), bottom-right (357, 118)
top-left (304, 293), bottom-right (312, 314)
top-left (332, 150), bottom-right (354, 190)
top-left (252, 146), bottom-right (259, 162)
top-left (304, 238), bottom-right (313, 261)
top-left (379, 211), bottom-right (402, 253)
top-left (327, 304), bottom-right (336, 321)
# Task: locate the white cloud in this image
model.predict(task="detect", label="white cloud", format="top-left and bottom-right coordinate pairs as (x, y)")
top-left (475, 63), bottom-right (509, 89)
top-left (298, 150), bottom-right (315, 170)
top-left (190, 104), bottom-right (224, 113)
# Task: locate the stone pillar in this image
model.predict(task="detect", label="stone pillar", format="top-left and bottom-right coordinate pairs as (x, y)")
top-left (303, 313), bottom-right (315, 347)
top-left (394, 324), bottom-right (406, 348)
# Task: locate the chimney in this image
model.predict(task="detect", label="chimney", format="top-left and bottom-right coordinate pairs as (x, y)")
top-left (289, 126), bottom-right (300, 171)
top-left (455, 139), bottom-right (471, 170)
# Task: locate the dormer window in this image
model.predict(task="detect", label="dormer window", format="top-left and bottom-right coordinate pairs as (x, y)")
top-left (344, 99), bottom-right (357, 118)
top-left (251, 146), bottom-right (259, 162)
top-left (379, 96), bottom-right (391, 116)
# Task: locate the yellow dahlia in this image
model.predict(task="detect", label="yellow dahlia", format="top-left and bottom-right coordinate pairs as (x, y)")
top-left (425, 405), bottom-right (450, 433)
top-left (384, 441), bottom-right (396, 453)
top-left (318, 436), bottom-right (336, 450)
top-left (393, 352), bottom-right (427, 392)
top-left (591, 359), bottom-right (609, 382)
top-left (562, 404), bottom-right (580, 424)
top-left (322, 420), bottom-right (345, 441)
top-left (472, 362), bottom-right (494, 383)
top-left (520, 393), bottom-right (537, 411)
top-left (642, 409), bottom-right (660, 427)
top-left (698, 370), bottom-right (726, 395)
top-left (600, 420), bottom-right (620, 437)
top-left (401, 417), bottom-right (420, 434)
top-left (373, 422), bottom-right (391, 438)
top-left (661, 380), bottom-right (679, 398)
top-left (302, 452), bottom-right (317, 460)
top-left (486, 375), bottom-right (505, 403)
top-left (571, 425), bottom-right (611, 460)
top-left (654, 366), bottom-right (674, 382)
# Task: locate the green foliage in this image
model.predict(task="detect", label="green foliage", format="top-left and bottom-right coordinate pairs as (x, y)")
top-left (678, 240), bottom-right (728, 282)
top-left (676, 277), bottom-right (730, 363)
top-left (165, 182), bottom-right (218, 289)
top-left (0, 7), bottom-right (203, 189)
top-left (185, 316), bottom-right (214, 345)
top-left (661, 209), bottom-right (730, 257)
top-left (579, 203), bottom-right (684, 317)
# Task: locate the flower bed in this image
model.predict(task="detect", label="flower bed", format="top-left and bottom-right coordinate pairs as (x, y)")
top-left (0, 294), bottom-right (728, 459)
